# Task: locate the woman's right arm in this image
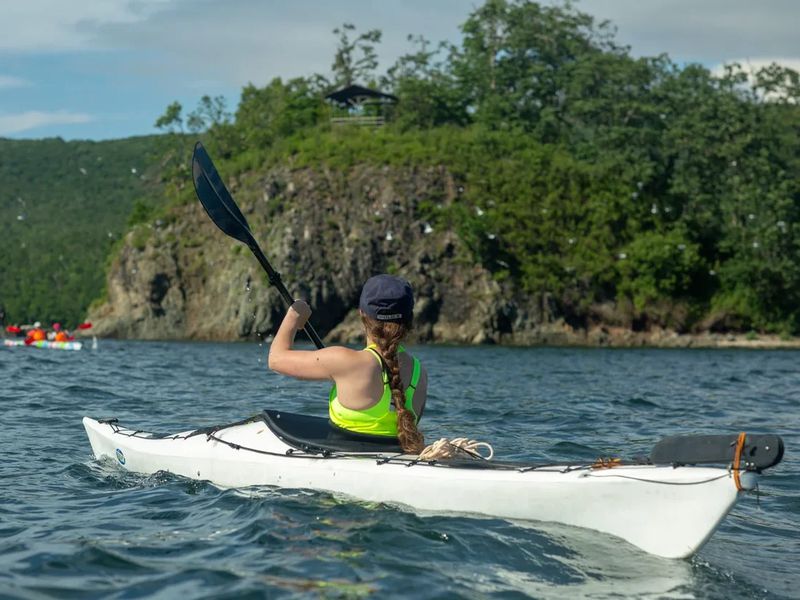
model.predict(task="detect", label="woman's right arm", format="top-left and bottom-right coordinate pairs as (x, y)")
top-left (268, 300), bottom-right (355, 381)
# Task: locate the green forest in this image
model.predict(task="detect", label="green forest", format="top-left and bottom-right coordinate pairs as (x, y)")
top-left (0, 136), bottom-right (171, 325)
top-left (5, 0), bottom-right (800, 334)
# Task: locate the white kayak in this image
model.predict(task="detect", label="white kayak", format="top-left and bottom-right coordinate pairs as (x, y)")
top-left (4, 338), bottom-right (82, 351)
top-left (82, 410), bottom-right (783, 559)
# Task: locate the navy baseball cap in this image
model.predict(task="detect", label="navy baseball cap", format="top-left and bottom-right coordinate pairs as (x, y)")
top-left (359, 275), bottom-right (414, 322)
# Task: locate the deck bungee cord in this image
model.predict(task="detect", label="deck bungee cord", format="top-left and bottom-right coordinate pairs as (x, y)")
top-left (84, 410), bottom-right (783, 560)
top-left (95, 413), bottom-right (770, 485)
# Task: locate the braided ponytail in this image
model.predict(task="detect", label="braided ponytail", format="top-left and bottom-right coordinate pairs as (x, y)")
top-left (362, 316), bottom-right (425, 453)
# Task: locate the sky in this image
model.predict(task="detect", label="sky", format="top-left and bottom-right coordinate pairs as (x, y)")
top-left (0, 0), bottom-right (798, 140)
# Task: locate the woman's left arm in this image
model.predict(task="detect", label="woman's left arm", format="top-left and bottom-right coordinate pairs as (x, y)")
top-left (268, 300), bottom-right (353, 380)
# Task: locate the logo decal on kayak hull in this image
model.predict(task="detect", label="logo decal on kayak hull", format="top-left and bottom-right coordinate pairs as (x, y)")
top-left (116, 448), bottom-right (126, 465)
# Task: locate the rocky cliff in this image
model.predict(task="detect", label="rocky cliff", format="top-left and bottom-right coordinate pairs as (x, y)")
top-left (89, 163), bottom-right (557, 344)
top-left (87, 162), bottom-right (800, 348)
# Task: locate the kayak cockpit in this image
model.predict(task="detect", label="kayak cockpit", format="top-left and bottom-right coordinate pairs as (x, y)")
top-left (262, 409), bottom-right (404, 454)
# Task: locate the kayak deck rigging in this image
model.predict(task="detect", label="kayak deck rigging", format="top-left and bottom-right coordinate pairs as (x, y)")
top-left (94, 410), bottom-right (781, 477)
top-left (83, 411), bottom-right (783, 559)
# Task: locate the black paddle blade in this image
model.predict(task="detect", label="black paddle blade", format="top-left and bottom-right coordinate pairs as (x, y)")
top-left (192, 142), bottom-right (252, 244)
top-left (190, 141), bottom-right (326, 349)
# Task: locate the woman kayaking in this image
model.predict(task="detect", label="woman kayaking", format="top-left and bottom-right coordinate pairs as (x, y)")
top-left (268, 274), bottom-right (427, 453)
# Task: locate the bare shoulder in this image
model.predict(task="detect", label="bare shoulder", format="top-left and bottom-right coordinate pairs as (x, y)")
top-left (317, 345), bottom-right (365, 368)
top-left (269, 344), bottom-right (365, 381)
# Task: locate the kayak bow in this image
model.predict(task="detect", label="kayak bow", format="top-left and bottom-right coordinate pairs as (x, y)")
top-left (82, 410), bottom-right (782, 559)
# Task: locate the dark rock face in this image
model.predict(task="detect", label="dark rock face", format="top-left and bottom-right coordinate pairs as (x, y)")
top-left (86, 162), bottom-right (800, 348)
top-left (89, 163), bottom-right (552, 343)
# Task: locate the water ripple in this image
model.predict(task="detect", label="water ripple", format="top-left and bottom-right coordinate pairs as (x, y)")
top-left (0, 341), bottom-right (797, 599)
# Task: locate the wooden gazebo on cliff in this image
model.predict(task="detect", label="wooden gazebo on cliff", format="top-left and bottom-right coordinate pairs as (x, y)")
top-left (325, 84), bottom-right (398, 127)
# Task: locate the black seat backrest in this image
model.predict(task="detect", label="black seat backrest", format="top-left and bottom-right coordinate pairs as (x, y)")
top-left (263, 409), bottom-right (403, 454)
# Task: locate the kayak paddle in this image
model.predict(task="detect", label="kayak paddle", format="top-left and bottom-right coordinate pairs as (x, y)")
top-left (191, 142), bottom-right (325, 349)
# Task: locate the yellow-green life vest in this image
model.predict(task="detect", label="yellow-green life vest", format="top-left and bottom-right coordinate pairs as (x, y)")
top-left (328, 344), bottom-right (421, 437)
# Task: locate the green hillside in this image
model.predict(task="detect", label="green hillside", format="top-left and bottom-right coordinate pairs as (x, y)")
top-left (0, 135), bottom-right (171, 325)
top-left (5, 0), bottom-right (800, 337)
top-left (170, 0), bottom-right (800, 335)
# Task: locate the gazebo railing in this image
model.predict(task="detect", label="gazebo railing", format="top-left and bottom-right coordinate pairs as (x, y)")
top-left (330, 115), bottom-right (385, 127)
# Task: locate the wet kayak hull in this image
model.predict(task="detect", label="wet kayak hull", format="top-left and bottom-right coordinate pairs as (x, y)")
top-left (82, 413), bottom-right (757, 559)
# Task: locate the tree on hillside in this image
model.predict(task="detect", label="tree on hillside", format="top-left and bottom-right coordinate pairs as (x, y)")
top-left (186, 95), bottom-right (232, 133)
top-left (384, 35), bottom-right (467, 128)
top-left (331, 23), bottom-right (382, 87)
top-left (144, 0), bottom-right (800, 334)
top-left (236, 77), bottom-right (325, 149)
top-left (155, 101), bottom-right (184, 134)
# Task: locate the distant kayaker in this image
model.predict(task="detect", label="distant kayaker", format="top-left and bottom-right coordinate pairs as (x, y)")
top-left (269, 274), bottom-right (428, 453)
top-left (53, 323), bottom-right (69, 342)
top-left (26, 321), bottom-right (46, 343)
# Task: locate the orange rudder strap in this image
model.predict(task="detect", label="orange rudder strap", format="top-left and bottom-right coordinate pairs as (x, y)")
top-left (732, 431), bottom-right (747, 491)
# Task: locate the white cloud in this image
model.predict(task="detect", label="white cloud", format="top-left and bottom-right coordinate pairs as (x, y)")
top-left (2, 0), bottom-right (799, 72)
top-left (553, 0), bottom-right (800, 64)
top-left (0, 75), bottom-right (30, 88)
top-left (0, 0), bottom-right (470, 87)
top-left (710, 57), bottom-right (800, 102)
top-left (87, 0), bottom-right (470, 88)
top-left (712, 57), bottom-right (800, 76)
top-left (0, 0), bottom-right (175, 52)
top-left (0, 111), bottom-right (92, 135)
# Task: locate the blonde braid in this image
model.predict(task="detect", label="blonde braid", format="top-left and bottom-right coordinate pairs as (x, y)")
top-left (362, 316), bottom-right (425, 453)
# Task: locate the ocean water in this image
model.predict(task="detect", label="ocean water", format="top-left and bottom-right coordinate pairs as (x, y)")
top-left (0, 340), bottom-right (797, 599)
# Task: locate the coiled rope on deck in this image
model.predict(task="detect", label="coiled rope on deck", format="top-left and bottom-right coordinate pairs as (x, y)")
top-left (418, 437), bottom-right (494, 461)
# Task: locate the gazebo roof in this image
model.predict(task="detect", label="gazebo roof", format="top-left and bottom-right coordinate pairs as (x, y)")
top-left (325, 84), bottom-right (398, 107)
